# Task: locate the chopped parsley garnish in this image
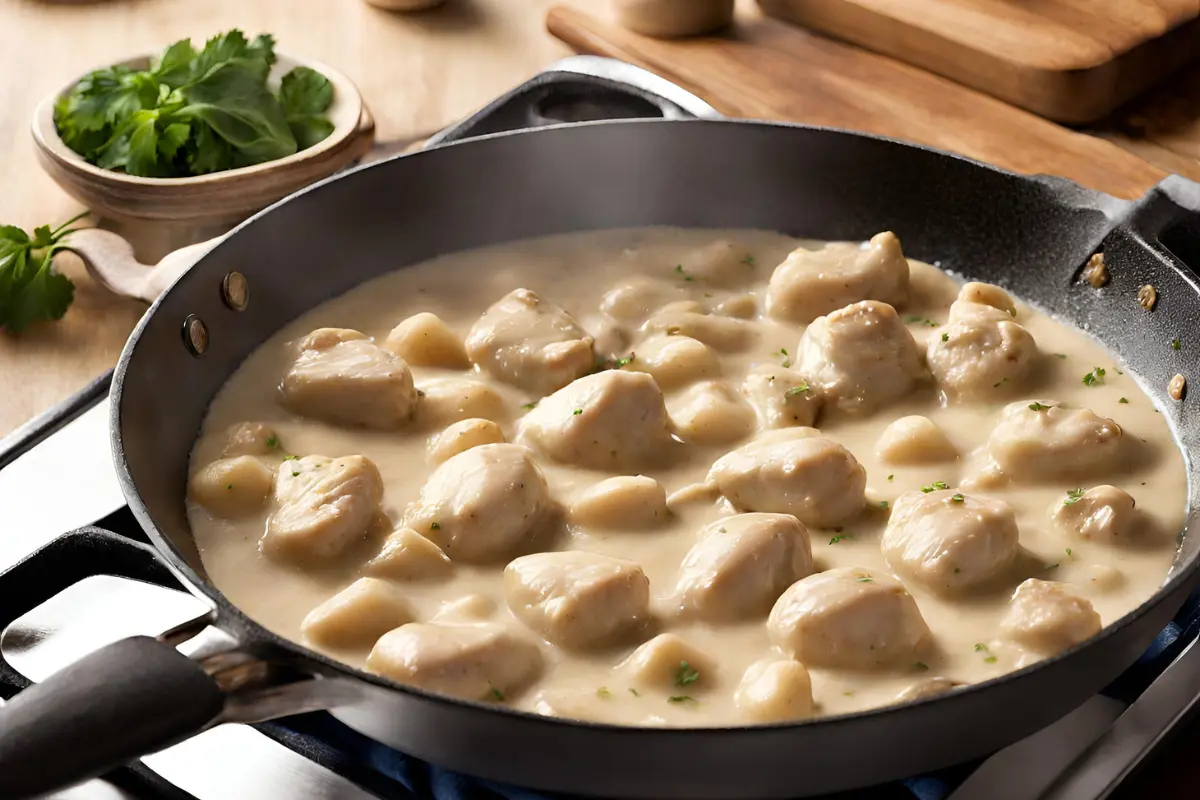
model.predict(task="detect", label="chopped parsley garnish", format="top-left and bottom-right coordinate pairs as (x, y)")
top-left (913, 661), bottom-right (929, 671)
top-left (675, 661), bottom-right (700, 687)
top-left (887, 474), bottom-right (894, 482)
top-left (628, 687), bottom-right (640, 697)
top-left (920, 481), bottom-right (949, 493)
top-left (941, 332), bottom-right (949, 342)
top-left (1118, 397), bottom-right (1129, 404)
top-left (522, 401), bottom-right (538, 411)
top-left (1063, 488), bottom-right (1085, 506)
top-left (879, 500), bottom-right (889, 510)
top-left (741, 255), bottom-right (756, 267)
top-left (954, 567), bottom-right (961, 574)
top-left (291, 471), bottom-right (300, 477)
top-left (615, 353), bottom-right (636, 368)
top-left (667, 695), bottom-right (697, 704)
top-left (785, 382), bottom-right (810, 397)
top-left (974, 643), bottom-right (997, 662)
top-left (974, 643), bottom-right (988, 652)
top-left (1082, 367), bottom-right (1106, 386)
top-left (226, 483), bottom-right (233, 490)
top-left (1028, 402), bottom-right (1051, 411)
top-left (282, 454), bottom-right (299, 461)
top-left (718, 527), bottom-right (728, 533)
top-left (1173, 339), bottom-right (1181, 351)
top-left (596, 687), bottom-right (612, 698)
top-left (490, 687), bottom-right (505, 701)
top-left (829, 534), bottom-right (852, 544)
top-left (572, 408), bottom-right (583, 416)
top-left (430, 522), bottom-right (441, 531)
top-left (266, 435), bottom-right (279, 449)
top-left (856, 576), bottom-right (873, 583)
top-left (776, 347), bottom-right (791, 368)
top-left (1066, 548), bottom-right (1073, 557)
top-left (950, 493), bottom-right (965, 503)
top-left (674, 264), bottom-right (694, 281)
top-left (1055, 353), bottom-right (1067, 359)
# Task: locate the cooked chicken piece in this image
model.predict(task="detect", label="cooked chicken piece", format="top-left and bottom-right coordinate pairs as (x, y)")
top-left (517, 370), bottom-right (677, 471)
top-left (220, 422), bottom-right (281, 457)
top-left (263, 455), bottom-right (383, 561)
top-left (795, 300), bottom-right (925, 414)
top-left (707, 434), bottom-right (866, 528)
top-left (740, 365), bottom-right (821, 430)
top-left (927, 293), bottom-right (1037, 400)
top-left (569, 475), bottom-right (669, 530)
top-left (404, 443), bottom-right (554, 564)
top-left (735, 659), bottom-right (814, 723)
top-left (958, 281), bottom-right (1016, 316)
top-left (625, 334), bottom-right (720, 390)
top-left (384, 312), bottom-right (470, 369)
top-left (673, 513), bottom-right (813, 622)
top-left (768, 567), bottom-right (930, 668)
top-left (677, 239), bottom-right (756, 287)
top-left (300, 578), bottom-right (415, 650)
top-left (669, 381), bottom-right (756, 445)
top-left (415, 378), bottom-right (507, 430)
top-left (882, 490), bottom-right (1019, 593)
top-left (640, 308), bottom-right (757, 352)
top-left (766, 232), bottom-right (910, 324)
top-left (986, 401), bottom-right (1122, 480)
top-left (1051, 485), bottom-right (1137, 544)
top-left (504, 551), bottom-right (650, 649)
top-left (616, 633), bottom-right (716, 690)
top-left (281, 328), bottom-right (417, 429)
top-left (1000, 579), bottom-right (1101, 657)
top-left (894, 677), bottom-right (965, 703)
top-left (366, 621), bottom-right (543, 701)
top-left (189, 456), bottom-right (274, 518)
top-left (365, 528), bottom-right (453, 581)
top-left (465, 289), bottom-right (595, 395)
top-left (428, 418), bottom-right (505, 464)
top-left (875, 416), bottom-right (957, 464)
top-left (600, 277), bottom-right (688, 326)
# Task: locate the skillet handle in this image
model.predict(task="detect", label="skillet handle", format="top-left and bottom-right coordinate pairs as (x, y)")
top-left (425, 55), bottom-right (722, 148)
top-left (0, 528), bottom-right (224, 799)
top-left (1128, 175), bottom-right (1200, 276)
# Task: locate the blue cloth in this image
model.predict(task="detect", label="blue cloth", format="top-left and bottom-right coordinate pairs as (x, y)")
top-left (266, 588), bottom-right (1200, 800)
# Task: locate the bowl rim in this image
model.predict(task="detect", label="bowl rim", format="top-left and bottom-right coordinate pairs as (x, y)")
top-left (31, 50), bottom-right (366, 187)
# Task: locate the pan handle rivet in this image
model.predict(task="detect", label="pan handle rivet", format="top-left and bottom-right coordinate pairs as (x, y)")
top-left (221, 272), bottom-right (249, 311)
top-left (183, 315), bottom-right (209, 358)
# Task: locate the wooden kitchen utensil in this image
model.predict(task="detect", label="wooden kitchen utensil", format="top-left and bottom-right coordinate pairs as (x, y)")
top-left (756, 0), bottom-right (1200, 124)
top-left (546, 5), bottom-right (1168, 198)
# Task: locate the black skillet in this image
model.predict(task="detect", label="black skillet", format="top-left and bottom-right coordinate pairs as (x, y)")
top-left (0, 55), bottom-right (1198, 800)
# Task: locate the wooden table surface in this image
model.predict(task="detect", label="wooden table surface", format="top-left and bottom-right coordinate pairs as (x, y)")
top-left (1, 0), bottom-right (1199, 796)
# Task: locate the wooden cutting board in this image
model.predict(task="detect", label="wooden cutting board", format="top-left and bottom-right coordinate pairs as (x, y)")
top-left (546, 5), bottom-right (1169, 199)
top-left (756, 0), bottom-right (1200, 124)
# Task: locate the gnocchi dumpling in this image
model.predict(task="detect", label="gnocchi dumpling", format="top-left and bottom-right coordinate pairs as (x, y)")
top-left (415, 378), bottom-right (507, 430)
top-left (677, 239), bottom-right (756, 287)
top-left (465, 288), bottom-right (595, 395)
top-left (220, 422), bottom-right (281, 457)
top-left (616, 633), bottom-right (716, 690)
top-left (385, 312), bottom-right (471, 369)
top-left (768, 568), bottom-right (930, 668)
top-left (263, 455), bottom-right (384, 561)
top-left (999, 579), bottom-right (1101, 657)
top-left (189, 456), bottom-right (274, 518)
top-left (600, 277), bottom-right (687, 325)
top-left (428, 418), bottom-right (505, 464)
top-left (766, 231), bottom-right (910, 324)
top-left (504, 551), bottom-right (650, 649)
top-left (625, 334), bottom-right (720, 389)
top-left (640, 308), bottom-right (757, 352)
top-left (986, 401), bottom-right (1122, 480)
top-left (735, 659), bottom-right (814, 723)
top-left (300, 578), bottom-right (415, 650)
top-left (367, 621), bottom-right (543, 701)
top-left (875, 416), bottom-right (957, 464)
top-left (569, 475), bottom-right (669, 530)
top-left (365, 528), bottom-right (453, 581)
top-left (669, 381), bottom-right (756, 445)
top-left (795, 300), bottom-right (925, 415)
top-left (708, 434), bottom-right (866, 528)
top-left (281, 328), bottom-right (418, 429)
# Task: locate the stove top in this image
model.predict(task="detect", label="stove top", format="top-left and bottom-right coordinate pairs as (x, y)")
top-left (3, 376), bottom-right (1199, 800)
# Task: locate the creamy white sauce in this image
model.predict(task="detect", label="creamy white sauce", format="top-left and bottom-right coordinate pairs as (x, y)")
top-left (188, 228), bottom-right (1186, 727)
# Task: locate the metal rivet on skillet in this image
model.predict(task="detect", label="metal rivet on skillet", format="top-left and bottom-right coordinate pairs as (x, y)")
top-left (183, 315), bottom-right (209, 357)
top-left (221, 271), bottom-right (249, 311)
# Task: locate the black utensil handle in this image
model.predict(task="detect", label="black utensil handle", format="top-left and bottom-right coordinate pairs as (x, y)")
top-left (0, 636), bottom-right (225, 799)
top-left (1129, 175), bottom-right (1200, 276)
top-left (426, 55), bottom-right (722, 148)
top-left (0, 528), bottom-right (220, 799)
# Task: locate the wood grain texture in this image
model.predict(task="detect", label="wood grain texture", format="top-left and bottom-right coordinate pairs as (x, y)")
top-left (0, 0), bottom-right (589, 438)
top-left (1099, 58), bottom-right (1200, 185)
top-left (756, 0), bottom-right (1200, 123)
top-left (547, 5), bottom-right (1168, 197)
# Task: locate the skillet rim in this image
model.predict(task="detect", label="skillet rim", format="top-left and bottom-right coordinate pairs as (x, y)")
top-left (111, 116), bottom-right (1196, 739)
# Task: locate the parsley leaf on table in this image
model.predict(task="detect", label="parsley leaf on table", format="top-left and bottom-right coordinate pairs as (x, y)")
top-left (0, 212), bottom-right (89, 333)
top-left (54, 29), bottom-right (330, 178)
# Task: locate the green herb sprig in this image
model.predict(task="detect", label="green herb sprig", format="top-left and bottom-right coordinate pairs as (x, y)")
top-left (0, 212), bottom-right (90, 332)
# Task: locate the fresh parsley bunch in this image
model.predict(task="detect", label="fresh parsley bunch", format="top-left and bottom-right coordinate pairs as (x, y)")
top-left (0, 212), bottom-right (89, 333)
top-left (54, 31), bottom-right (335, 178)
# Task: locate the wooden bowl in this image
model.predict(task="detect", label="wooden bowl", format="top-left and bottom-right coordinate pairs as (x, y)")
top-left (32, 53), bottom-right (375, 227)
